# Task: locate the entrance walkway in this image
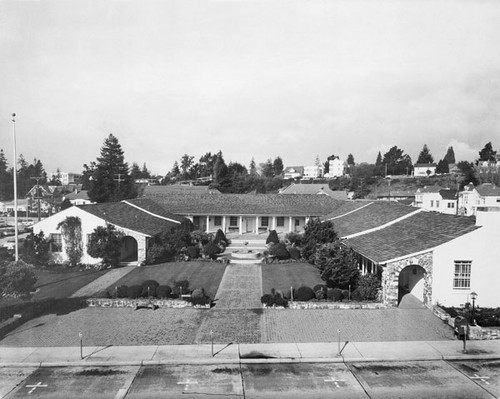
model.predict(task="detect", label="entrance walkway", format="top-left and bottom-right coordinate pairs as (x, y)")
top-left (213, 264), bottom-right (262, 309)
top-left (70, 266), bottom-right (136, 298)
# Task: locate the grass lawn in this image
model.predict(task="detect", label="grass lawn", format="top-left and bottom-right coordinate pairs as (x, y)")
top-left (262, 262), bottom-right (324, 294)
top-left (106, 261), bottom-right (227, 299)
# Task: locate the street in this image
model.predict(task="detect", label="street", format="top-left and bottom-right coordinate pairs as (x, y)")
top-left (1, 360), bottom-right (498, 398)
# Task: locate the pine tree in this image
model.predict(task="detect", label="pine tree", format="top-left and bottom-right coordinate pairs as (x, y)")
top-left (444, 146), bottom-right (456, 164)
top-left (416, 144), bottom-right (434, 164)
top-left (347, 154), bottom-right (355, 166)
top-left (0, 149), bottom-right (12, 200)
top-left (272, 156), bottom-right (284, 176)
top-left (375, 151), bottom-right (382, 166)
top-left (87, 134), bottom-right (136, 203)
top-left (249, 158), bottom-right (257, 175)
top-left (478, 142), bottom-right (496, 163)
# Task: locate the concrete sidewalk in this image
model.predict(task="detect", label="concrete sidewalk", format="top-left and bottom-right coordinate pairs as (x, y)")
top-left (1, 340), bottom-right (499, 368)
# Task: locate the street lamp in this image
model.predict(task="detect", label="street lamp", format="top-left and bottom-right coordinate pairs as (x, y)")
top-left (12, 113), bottom-right (19, 261)
top-left (78, 332), bottom-right (83, 359)
top-left (470, 291), bottom-right (478, 326)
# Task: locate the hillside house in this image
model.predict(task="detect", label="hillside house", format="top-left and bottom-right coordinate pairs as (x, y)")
top-left (303, 165), bottom-right (324, 179)
top-left (414, 186), bottom-right (457, 215)
top-left (283, 166), bottom-right (304, 180)
top-left (325, 158), bottom-right (345, 178)
top-left (458, 183), bottom-right (500, 216)
top-left (413, 163), bottom-right (437, 177)
top-left (279, 183), bottom-right (348, 200)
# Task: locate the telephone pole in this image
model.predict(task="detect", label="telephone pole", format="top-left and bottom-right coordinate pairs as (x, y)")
top-left (12, 113), bottom-right (19, 261)
top-left (30, 176), bottom-right (44, 221)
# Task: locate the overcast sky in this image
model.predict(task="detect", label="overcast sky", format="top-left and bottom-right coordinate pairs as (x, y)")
top-left (1, 0), bottom-right (499, 175)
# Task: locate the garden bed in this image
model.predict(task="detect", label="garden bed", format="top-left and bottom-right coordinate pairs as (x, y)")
top-left (86, 298), bottom-right (210, 309)
top-left (263, 301), bottom-right (386, 310)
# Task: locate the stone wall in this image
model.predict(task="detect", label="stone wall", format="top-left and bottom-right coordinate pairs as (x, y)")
top-left (382, 251), bottom-right (433, 307)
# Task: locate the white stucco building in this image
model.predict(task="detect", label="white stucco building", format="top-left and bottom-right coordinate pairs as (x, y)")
top-left (458, 183), bottom-right (500, 216)
top-left (414, 186), bottom-right (457, 215)
top-left (326, 158), bottom-right (345, 178)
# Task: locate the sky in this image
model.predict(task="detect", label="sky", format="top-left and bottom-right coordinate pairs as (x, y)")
top-left (1, 0), bottom-right (500, 176)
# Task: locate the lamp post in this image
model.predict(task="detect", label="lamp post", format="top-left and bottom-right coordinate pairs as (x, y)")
top-left (79, 332), bottom-right (83, 359)
top-left (470, 291), bottom-right (477, 326)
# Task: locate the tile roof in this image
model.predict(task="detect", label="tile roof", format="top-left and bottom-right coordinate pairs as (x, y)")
top-left (345, 212), bottom-right (478, 263)
top-left (279, 183), bottom-right (348, 200)
top-left (65, 190), bottom-right (90, 201)
top-left (143, 190), bottom-right (344, 216)
top-left (324, 201), bottom-right (419, 237)
top-left (78, 198), bottom-right (183, 236)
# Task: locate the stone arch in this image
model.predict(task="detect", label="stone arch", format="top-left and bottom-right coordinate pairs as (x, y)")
top-left (398, 265), bottom-right (426, 304)
top-left (120, 235), bottom-right (138, 263)
top-left (381, 252), bottom-right (433, 307)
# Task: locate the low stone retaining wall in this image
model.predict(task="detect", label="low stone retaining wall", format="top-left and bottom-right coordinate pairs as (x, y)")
top-left (264, 301), bottom-right (387, 310)
top-left (86, 298), bottom-right (210, 309)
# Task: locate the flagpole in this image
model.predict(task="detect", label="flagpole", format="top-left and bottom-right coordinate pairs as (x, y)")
top-left (12, 113), bottom-right (19, 261)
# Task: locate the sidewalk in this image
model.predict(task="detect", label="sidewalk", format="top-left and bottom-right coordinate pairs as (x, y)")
top-left (1, 340), bottom-right (499, 368)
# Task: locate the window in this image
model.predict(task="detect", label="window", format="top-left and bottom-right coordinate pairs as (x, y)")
top-left (436, 200), bottom-right (440, 208)
top-left (261, 217), bottom-right (269, 227)
top-left (430, 200), bottom-right (434, 207)
top-left (453, 261), bottom-right (471, 289)
top-left (447, 203), bottom-right (455, 208)
top-left (229, 216), bottom-right (238, 227)
top-left (50, 233), bottom-right (62, 252)
top-left (277, 217), bottom-right (285, 227)
top-left (214, 216), bottom-right (222, 226)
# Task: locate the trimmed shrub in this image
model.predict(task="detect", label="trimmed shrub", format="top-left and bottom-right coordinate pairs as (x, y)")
top-left (351, 288), bottom-right (364, 302)
top-left (145, 244), bottom-right (169, 265)
top-left (141, 280), bottom-right (160, 297)
top-left (191, 288), bottom-right (210, 306)
top-left (190, 230), bottom-right (213, 246)
top-left (127, 285), bottom-right (143, 299)
top-left (341, 289), bottom-right (350, 301)
top-left (156, 285), bottom-right (172, 298)
top-left (203, 241), bottom-right (221, 260)
top-left (116, 285), bottom-right (128, 298)
top-left (172, 279), bottom-right (190, 297)
top-left (284, 288), bottom-right (296, 301)
top-left (355, 274), bottom-right (381, 301)
top-left (331, 288), bottom-right (344, 302)
top-left (313, 284), bottom-right (327, 293)
top-left (261, 294), bottom-right (275, 307)
top-left (214, 229), bottom-right (229, 247)
top-left (287, 246), bottom-right (301, 260)
top-left (274, 296), bottom-right (289, 308)
top-left (315, 289), bottom-right (326, 300)
top-left (186, 246), bottom-right (200, 260)
top-left (266, 230), bottom-right (279, 245)
top-left (296, 286), bottom-right (315, 301)
top-left (269, 242), bottom-right (290, 260)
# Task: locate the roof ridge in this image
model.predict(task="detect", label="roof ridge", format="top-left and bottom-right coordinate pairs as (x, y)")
top-left (122, 200), bottom-right (181, 224)
top-left (328, 202), bottom-right (374, 220)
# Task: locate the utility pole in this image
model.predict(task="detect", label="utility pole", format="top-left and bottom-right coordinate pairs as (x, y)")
top-left (114, 173), bottom-right (125, 186)
top-left (12, 113), bottom-right (18, 261)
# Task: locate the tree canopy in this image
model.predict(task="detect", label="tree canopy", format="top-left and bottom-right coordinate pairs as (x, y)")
top-left (416, 144), bottom-right (434, 164)
top-left (382, 146), bottom-right (413, 175)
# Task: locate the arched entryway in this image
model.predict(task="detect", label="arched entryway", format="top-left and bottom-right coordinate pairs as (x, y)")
top-left (398, 265), bottom-right (426, 306)
top-left (120, 236), bottom-right (138, 263)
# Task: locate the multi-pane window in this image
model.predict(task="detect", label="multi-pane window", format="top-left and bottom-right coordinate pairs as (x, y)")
top-left (261, 217), bottom-right (269, 227)
top-left (229, 216), bottom-right (238, 227)
top-left (447, 203), bottom-right (455, 208)
top-left (50, 233), bottom-right (62, 252)
top-left (214, 216), bottom-right (222, 226)
top-left (277, 217), bottom-right (285, 227)
top-left (453, 261), bottom-right (471, 289)
top-left (430, 200), bottom-right (434, 207)
top-left (436, 200), bottom-right (440, 208)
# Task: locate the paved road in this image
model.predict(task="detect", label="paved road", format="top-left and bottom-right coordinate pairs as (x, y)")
top-left (1, 360), bottom-right (498, 398)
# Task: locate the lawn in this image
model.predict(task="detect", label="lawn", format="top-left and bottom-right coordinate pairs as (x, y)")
top-left (106, 261), bottom-right (227, 299)
top-left (262, 262), bottom-right (324, 295)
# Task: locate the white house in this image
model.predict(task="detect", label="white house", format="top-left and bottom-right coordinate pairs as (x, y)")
top-left (414, 186), bottom-right (457, 215)
top-left (33, 198), bottom-right (184, 266)
top-left (283, 166), bottom-right (304, 180)
top-left (458, 183), bottom-right (500, 216)
top-left (326, 158), bottom-right (345, 178)
top-left (413, 163), bottom-right (437, 177)
top-left (303, 165), bottom-right (324, 179)
top-left (62, 189), bottom-right (94, 206)
top-left (49, 172), bottom-right (82, 185)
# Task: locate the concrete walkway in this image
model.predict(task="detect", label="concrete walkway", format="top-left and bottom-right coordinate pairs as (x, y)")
top-left (213, 264), bottom-right (262, 309)
top-left (70, 266), bottom-right (136, 298)
top-left (1, 340), bottom-right (498, 368)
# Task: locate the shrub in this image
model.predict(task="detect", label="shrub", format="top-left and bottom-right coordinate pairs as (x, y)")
top-left (296, 286), bottom-right (315, 301)
top-left (287, 246), bottom-right (301, 260)
top-left (315, 289), bottom-right (326, 300)
top-left (342, 289), bottom-right (350, 301)
top-left (141, 280), bottom-right (160, 297)
top-left (156, 285), bottom-right (172, 298)
top-left (186, 246), bottom-right (200, 260)
top-left (21, 231), bottom-right (51, 267)
top-left (145, 244), bottom-right (169, 265)
top-left (269, 242), bottom-right (290, 260)
top-left (191, 288), bottom-right (210, 306)
top-left (330, 288), bottom-right (344, 302)
top-left (203, 242), bottom-right (221, 260)
top-left (266, 230), bottom-right (279, 245)
top-left (302, 219), bottom-right (337, 263)
top-left (285, 232), bottom-right (303, 247)
top-left (214, 229), bottom-right (229, 247)
top-left (127, 285), bottom-right (142, 299)
top-left (314, 242), bottom-right (360, 289)
top-left (355, 274), bottom-right (381, 301)
top-left (313, 284), bottom-right (327, 293)
top-left (284, 288), bottom-right (296, 300)
top-left (261, 294), bottom-right (275, 307)
top-left (92, 290), bottom-right (110, 298)
top-left (172, 279), bottom-right (190, 297)
top-left (87, 224), bottom-right (124, 268)
top-left (274, 296), bottom-right (289, 308)
top-left (351, 288), bottom-right (363, 302)
top-left (116, 285), bottom-right (128, 298)
top-left (190, 230), bottom-right (213, 246)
